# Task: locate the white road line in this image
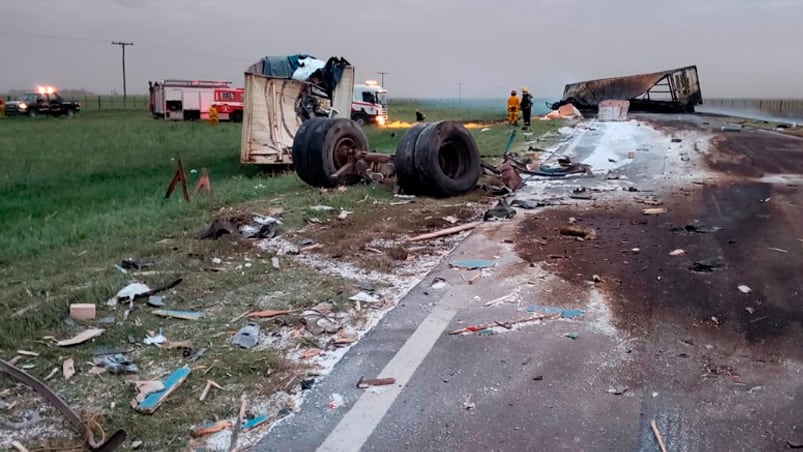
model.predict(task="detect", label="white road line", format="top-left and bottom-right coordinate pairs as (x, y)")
top-left (317, 299), bottom-right (458, 452)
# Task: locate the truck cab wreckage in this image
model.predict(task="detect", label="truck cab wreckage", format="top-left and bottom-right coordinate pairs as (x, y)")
top-left (240, 54), bottom-right (482, 198)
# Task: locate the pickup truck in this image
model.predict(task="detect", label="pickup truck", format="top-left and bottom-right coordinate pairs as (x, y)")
top-left (3, 91), bottom-right (81, 118)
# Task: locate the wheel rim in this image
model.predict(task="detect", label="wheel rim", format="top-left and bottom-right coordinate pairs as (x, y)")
top-left (333, 137), bottom-right (357, 169)
top-left (438, 139), bottom-right (467, 179)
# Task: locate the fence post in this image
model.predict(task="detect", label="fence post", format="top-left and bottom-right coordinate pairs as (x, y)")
top-left (97, 96), bottom-right (101, 109)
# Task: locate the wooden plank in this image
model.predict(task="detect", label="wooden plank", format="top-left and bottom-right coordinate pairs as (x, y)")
top-left (133, 366), bottom-right (191, 414)
top-left (152, 310), bottom-right (204, 321)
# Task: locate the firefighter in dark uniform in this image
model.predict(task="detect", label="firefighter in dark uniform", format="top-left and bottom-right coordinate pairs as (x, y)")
top-left (521, 87), bottom-right (533, 128)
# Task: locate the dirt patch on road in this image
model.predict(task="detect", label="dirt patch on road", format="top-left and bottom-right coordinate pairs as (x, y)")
top-left (514, 179), bottom-right (802, 360)
top-left (706, 130), bottom-right (803, 178)
top-left (297, 194), bottom-right (486, 272)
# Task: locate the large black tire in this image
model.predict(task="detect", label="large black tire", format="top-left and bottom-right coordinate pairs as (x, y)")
top-left (394, 123), bottom-right (429, 195)
top-left (292, 118), bottom-right (369, 188)
top-left (413, 121), bottom-right (481, 197)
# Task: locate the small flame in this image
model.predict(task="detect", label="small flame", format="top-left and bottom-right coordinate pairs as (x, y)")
top-left (380, 121), bottom-right (490, 130)
top-left (381, 120), bottom-right (415, 129)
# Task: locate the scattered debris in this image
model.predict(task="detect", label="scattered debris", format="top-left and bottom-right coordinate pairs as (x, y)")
top-left (0, 357), bottom-right (127, 450)
top-left (485, 294), bottom-right (515, 307)
top-left (642, 208), bottom-right (667, 215)
top-left (142, 331), bottom-right (167, 347)
top-left (498, 161), bottom-right (525, 190)
top-left (745, 307), bottom-right (756, 314)
top-left (349, 291), bottom-right (381, 303)
top-left (526, 306), bottom-right (584, 319)
top-left (510, 199), bottom-right (550, 210)
top-left (95, 353), bottom-right (138, 374)
top-left (300, 348), bottom-right (322, 360)
top-left (152, 309), bottom-right (205, 321)
top-left (450, 259), bottom-right (495, 270)
top-left (198, 218), bottom-right (237, 240)
top-left (592, 274), bottom-right (602, 283)
top-left (356, 376), bottom-right (396, 389)
top-left (132, 366), bottom-right (191, 414)
top-left (608, 385), bottom-right (629, 395)
top-left (16, 350), bottom-right (38, 357)
top-left (11, 441), bottom-right (30, 452)
top-left (669, 249), bottom-right (686, 256)
top-left (671, 224), bottom-right (722, 234)
top-left (229, 394), bottom-right (247, 451)
top-left (448, 313), bottom-right (558, 335)
top-left (650, 419), bottom-right (668, 452)
top-left (788, 440), bottom-right (803, 449)
top-left (43, 367), bottom-right (59, 381)
top-left (564, 332), bottom-right (579, 340)
top-left (114, 283), bottom-right (151, 302)
top-left (199, 379), bottom-right (223, 402)
top-left (559, 225), bottom-right (596, 240)
top-left (146, 296), bottom-right (165, 308)
top-left (232, 323), bottom-right (261, 349)
top-left (690, 257), bottom-right (724, 272)
top-left (246, 309), bottom-right (295, 319)
top-left (69, 303), bottom-right (96, 321)
top-left (768, 247), bottom-right (788, 254)
top-left (328, 393), bottom-right (344, 410)
top-left (738, 285), bottom-right (752, 294)
top-left (310, 205), bottom-right (334, 211)
top-left (241, 414), bottom-right (270, 432)
top-left (443, 215), bottom-right (459, 224)
top-left (271, 257), bottom-right (280, 269)
top-left (483, 199), bottom-right (516, 221)
top-left (297, 238), bottom-right (315, 247)
top-left (191, 420), bottom-right (233, 437)
top-left (301, 379), bottom-right (315, 390)
top-left (721, 123), bottom-right (743, 132)
top-left (56, 328), bottom-right (104, 347)
top-left (63, 358), bottom-right (75, 381)
top-left (430, 278), bottom-right (448, 290)
top-left (468, 273), bottom-right (481, 285)
top-left (408, 221), bottom-right (481, 242)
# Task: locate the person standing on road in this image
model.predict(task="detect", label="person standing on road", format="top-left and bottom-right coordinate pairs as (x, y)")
top-left (521, 87), bottom-right (533, 128)
top-left (507, 90), bottom-right (520, 126)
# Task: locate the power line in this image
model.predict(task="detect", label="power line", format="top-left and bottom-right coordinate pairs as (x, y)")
top-left (0, 30), bottom-right (107, 43)
top-left (377, 71), bottom-right (389, 87)
top-left (111, 41), bottom-right (134, 106)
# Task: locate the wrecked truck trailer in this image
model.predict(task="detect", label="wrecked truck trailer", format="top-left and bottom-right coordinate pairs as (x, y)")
top-left (551, 65), bottom-right (703, 113)
top-left (240, 54), bottom-right (481, 197)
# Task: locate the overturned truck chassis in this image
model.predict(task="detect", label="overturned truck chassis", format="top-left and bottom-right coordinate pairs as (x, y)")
top-left (552, 65), bottom-right (703, 113)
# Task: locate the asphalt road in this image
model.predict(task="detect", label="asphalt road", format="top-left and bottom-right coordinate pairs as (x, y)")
top-left (259, 115), bottom-right (802, 452)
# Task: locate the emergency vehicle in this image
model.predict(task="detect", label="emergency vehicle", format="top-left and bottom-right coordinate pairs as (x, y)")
top-left (351, 80), bottom-right (388, 126)
top-left (148, 80), bottom-right (244, 122)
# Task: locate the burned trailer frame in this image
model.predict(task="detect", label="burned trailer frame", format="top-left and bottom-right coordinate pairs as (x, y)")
top-left (552, 65), bottom-right (703, 113)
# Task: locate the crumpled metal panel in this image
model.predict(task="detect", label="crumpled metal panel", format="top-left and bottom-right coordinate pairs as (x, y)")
top-left (560, 65), bottom-right (702, 109)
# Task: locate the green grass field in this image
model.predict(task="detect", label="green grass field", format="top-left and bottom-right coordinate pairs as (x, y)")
top-left (0, 101), bottom-right (561, 449)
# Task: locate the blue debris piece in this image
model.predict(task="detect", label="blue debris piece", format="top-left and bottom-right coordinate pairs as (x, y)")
top-left (564, 332), bottom-right (579, 340)
top-left (241, 414), bottom-right (270, 431)
top-left (450, 259), bottom-right (495, 270)
top-left (526, 306), bottom-right (585, 319)
top-left (135, 366), bottom-right (191, 414)
top-left (477, 329), bottom-right (496, 336)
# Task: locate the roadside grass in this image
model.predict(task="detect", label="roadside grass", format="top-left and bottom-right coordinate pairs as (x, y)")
top-left (0, 101), bottom-right (560, 449)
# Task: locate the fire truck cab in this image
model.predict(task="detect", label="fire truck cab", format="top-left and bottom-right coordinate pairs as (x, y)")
top-left (149, 80), bottom-right (244, 122)
top-left (351, 81), bottom-right (388, 126)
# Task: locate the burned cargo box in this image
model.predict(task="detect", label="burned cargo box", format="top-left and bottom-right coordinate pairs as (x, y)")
top-left (552, 65), bottom-right (702, 113)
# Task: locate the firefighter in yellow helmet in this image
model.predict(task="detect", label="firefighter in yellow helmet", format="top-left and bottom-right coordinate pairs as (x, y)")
top-left (506, 89), bottom-right (520, 126)
top-left (521, 87), bottom-right (533, 128)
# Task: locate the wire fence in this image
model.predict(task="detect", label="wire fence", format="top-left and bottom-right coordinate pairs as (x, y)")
top-left (1, 94), bottom-right (150, 111)
top-left (703, 98), bottom-right (803, 121)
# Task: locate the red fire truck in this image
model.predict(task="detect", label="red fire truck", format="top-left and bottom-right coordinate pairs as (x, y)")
top-left (148, 80), bottom-right (244, 122)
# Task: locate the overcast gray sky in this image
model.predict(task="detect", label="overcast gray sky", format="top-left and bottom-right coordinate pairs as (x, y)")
top-left (2, 0), bottom-right (801, 98)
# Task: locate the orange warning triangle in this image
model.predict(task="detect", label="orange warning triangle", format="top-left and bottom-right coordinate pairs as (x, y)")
top-left (165, 159), bottom-right (190, 202)
top-left (193, 168), bottom-right (212, 197)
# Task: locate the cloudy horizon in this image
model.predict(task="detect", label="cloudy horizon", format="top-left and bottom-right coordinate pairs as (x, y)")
top-left (2, 0), bottom-right (802, 99)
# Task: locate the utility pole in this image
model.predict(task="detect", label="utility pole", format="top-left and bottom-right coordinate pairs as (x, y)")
top-left (111, 41), bottom-right (134, 106)
top-left (458, 82), bottom-right (463, 102)
top-left (377, 71), bottom-right (388, 87)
